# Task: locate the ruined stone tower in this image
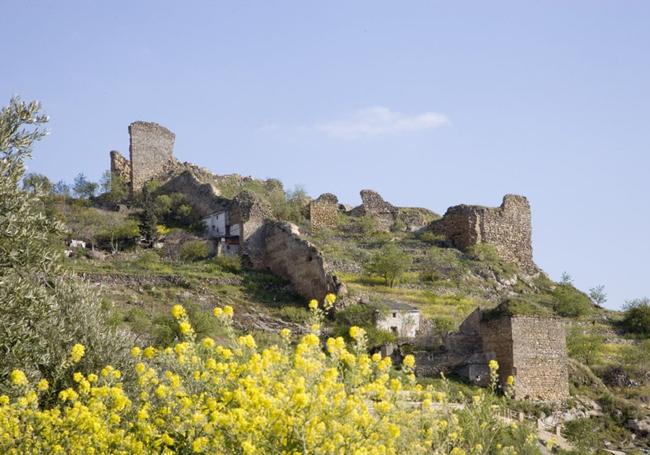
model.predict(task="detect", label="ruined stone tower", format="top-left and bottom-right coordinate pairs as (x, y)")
top-left (109, 121), bottom-right (176, 195)
top-left (430, 194), bottom-right (538, 274)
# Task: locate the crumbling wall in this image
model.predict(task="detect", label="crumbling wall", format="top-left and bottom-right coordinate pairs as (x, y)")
top-left (309, 193), bottom-right (340, 230)
top-left (129, 121), bottom-right (176, 192)
top-left (350, 189), bottom-right (398, 231)
top-left (430, 194), bottom-right (537, 274)
top-left (246, 221), bottom-right (345, 301)
top-left (110, 150), bottom-right (131, 186)
top-left (158, 170), bottom-right (228, 217)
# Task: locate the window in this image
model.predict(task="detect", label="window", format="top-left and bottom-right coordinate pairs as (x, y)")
top-left (392, 312), bottom-right (397, 318)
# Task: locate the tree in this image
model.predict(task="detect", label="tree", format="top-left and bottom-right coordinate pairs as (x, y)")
top-left (22, 172), bottom-right (52, 194)
top-left (622, 298), bottom-right (650, 337)
top-left (560, 271), bottom-right (573, 285)
top-left (139, 184), bottom-right (158, 246)
top-left (0, 97), bottom-right (131, 397)
top-left (73, 173), bottom-right (98, 199)
top-left (100, 169), bottom-right (128, 204)
top-left (52, 180), bottom-right (71, 197)
top-left (364, 243), bottom-right (412, 287)
top-left (588, 285), bottom-right (607, 307)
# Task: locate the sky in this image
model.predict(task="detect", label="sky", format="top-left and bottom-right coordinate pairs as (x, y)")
top-left (1, 1), bottom-right (648, 309)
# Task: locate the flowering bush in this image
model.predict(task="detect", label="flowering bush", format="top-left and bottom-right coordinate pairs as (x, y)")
top-left (0, 297), bottom-right (539, 454)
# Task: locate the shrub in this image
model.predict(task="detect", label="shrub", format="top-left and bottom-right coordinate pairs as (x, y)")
top-left (420, 247), bottom-right (468, 282)
top-left (214, 255), bottom-right (242, 273)
top-left (0, 304), bottom-right (540, 454)
top-left (277, 306), bottom-right (311, 323)
top-left (621, 298), bottom-right (650, 337)
top-left (364, 243), bottom-right (412, 287)
top-left (552, 284), bottom-right (593, 317)
top-left (333, 303), bottom-right (396, 348)
top-left (567, 327), bottom-right (604, 366)
top-left (180, 240), bottom-right (210, 261)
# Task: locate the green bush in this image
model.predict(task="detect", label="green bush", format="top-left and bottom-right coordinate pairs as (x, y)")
top-left (621, 298), bottom-right (650, 337)
top-left (214, 255), bottom-right (242, 273)
top-left (552, 284), bottom-right (593, 317)
top-left (333, 304), bottom-right (395, 348)
top-left (567, 327), bottom-right (604, 366)
top-left (420, 247), bottom-right (468, 282)
top-left (364, 243), bottom-right (412, 287)
top-left (180, 240), bottom-right (210, 262)
top-left (277, 306), bottom-right (311, 324)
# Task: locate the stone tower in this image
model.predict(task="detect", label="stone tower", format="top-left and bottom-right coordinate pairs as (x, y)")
top-left (128, 121), bottom-right (176, 192)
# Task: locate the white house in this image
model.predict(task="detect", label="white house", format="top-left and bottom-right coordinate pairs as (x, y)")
top-left (376, 301), bottom-right (421, 338)
top-left (202, 210), bottom-right (242, 256)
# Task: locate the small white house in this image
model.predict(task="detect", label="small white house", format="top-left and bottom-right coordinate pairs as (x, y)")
top-left (376, 301), bottom-right (421, 338)
top-left (203, 210), bottom-right (242, 256)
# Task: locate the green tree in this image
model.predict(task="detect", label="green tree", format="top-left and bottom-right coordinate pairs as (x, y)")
top-left (139, 184), bottom-right (158, 246)
top-left (52, 180), bottom-right (71, 197)
top-left (567, 326), bottom-right (604, 366)
top-left (621, 298), bottom-right (650, 337)
top-left (73, 173), bottom-right (98, 199)
top-left (100, 169), bottom-right (128, 204)
top-left (22, 172), bottom-right (52, 194)
top-left (0, 97), bottom-right (132, 397)
top-left (364, 243), bottom-right (412, 287)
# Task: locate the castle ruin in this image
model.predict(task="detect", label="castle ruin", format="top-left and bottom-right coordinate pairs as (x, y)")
top-left (429, 194), bottom-right (538, 274)
top-left (110, 121), bottom-right (177, 194)
top-left (309, 193), bottom-right (340, 230)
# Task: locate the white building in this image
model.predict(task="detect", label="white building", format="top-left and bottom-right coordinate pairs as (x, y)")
top-left (202, 209), bottom-right (242, 256)
top-left (376, 301), bottom-right (421, 338)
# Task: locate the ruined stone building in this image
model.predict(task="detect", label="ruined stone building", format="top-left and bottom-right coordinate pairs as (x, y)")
top-left (429, 194), bottom-right (538, 274)
top-left (415, 305), bottom-right (569, 401)
top-left (375, 301), bottom-right (421, 338)
top-left (110, 121), bottom-right (177, 194)
top-left (309, 193), bottom-right (340, 230)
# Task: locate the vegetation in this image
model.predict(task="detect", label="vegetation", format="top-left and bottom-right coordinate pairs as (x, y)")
top-left (364, 243), bottom-right (413, 287)
top-left (332, 303), bottom-right (396, 348)
top-left (0, 97), bottom-right (132, 399)
top-left (621, 298), bottom-right (650, 337)
top-left (0, 302), bottom-right (540, 454)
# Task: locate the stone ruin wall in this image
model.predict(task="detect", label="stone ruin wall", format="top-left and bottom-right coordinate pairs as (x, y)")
top-left (245, 221), bottom-right (345, 301)
top-left (129, 121), bottom-right (177, 192)
top-left (350, 189), bottom-right (398, 231)
top-left (110, 150), bottom-right (131, 186)
top-left (480, 316), bottom-right (568, 401)
top-left (309, 193), bottom-right (340, 230)
top-left (510, 317), bottom-right (569, 400)
top-left (430, 194), bottom-right (537, 274)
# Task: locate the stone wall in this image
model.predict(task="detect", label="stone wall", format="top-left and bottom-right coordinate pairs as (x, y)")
top-left (129, 121), bottom-right (176, 192)
top-left (350, 189), bottom-right (398, 231)
top-left (246, 221), bottom-right (346, 301)
top-left (430, 194), bottom-right (537, 274)
top-left (158, 170), bottom-right (228, 217)
top-left (309, 193), bottom-right (340, 230)
top-left (110, 150), bottom-right (131, 186)
top-left (480, 315), bottom-right (569, 401)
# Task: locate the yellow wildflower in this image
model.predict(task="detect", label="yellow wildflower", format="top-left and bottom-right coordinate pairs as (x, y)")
top-left (130, 346), bottom-right (142, 357)
top-left (70, 343), bottom-right (85, 363)
top-left (223, 305), bottom-right (234, 317)
top-left (403, 354), bottom-right (415, 369)
top-left (213, 307), bottom-right (223, 317)
top-left (37, 379), bottom-right (49, 391)
top-left (10, 370), bottom-right (28, 386)
top-left (488, 359), bottom-right (499, 371)
top-left (309, 299), bottom-right (318, 310)
top-left (171, 304), bottom-right (186, 319)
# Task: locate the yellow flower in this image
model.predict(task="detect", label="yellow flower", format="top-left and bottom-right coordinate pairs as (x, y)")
top-left (223, 305), bottom-right (234, 317)
top-left (70, 343), bottom-right (85, 363)
top-left (73, 372), bottom-right (84, 383)
top-left (325, 293), bottom-right (336, 306)
top-left (143, 346), bottom-right (156, 359)
top-left (310, 323), bottom-right (320, 333)
top-left (37, 379), bottom-right (49, 391)
top-left (506, 375), bottom-right (515, 386)
top-left (213, 307), bottom-right (223, 317)
top-left (280, 328), bottom-right (291, 339)
top-left (309, 299), bottom-right (319, 310)
top-left (488, 359), bottom-right (499, 371)
top-left (10, 370), bottom-right (28, 386)
top-left (192, 436), bottom-right (208, 452)
top-left (450, 448), bottom-right (466, 455)
top-left (179, 321), bottom-right (192, 334)
top-left (349, 326), bottom-right (366, 340)
top-left (202, 337), bottom-right (215, 348)
top-left (403, 354), bottom-right (415, 369)
top-left (130, 346), bottom-right (142, 357)
top-left (171, 304), bottom-right (186, 319)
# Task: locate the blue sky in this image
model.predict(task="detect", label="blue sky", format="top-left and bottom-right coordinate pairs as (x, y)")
top-left (2, 1), bottom-right (648, 309)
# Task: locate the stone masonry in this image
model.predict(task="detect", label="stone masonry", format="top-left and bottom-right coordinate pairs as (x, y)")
top-left (129, 121), bottom-right (176, 192)
top-left (309, 193), bottom-right (340, 230)
top-left (429, 194), bottom-right (538, 274)
top-left (110, 150), bottom-right (131, 186)
top-left (480, 315), bottom-right (569, 401)
top-left (350, 189), bottom-right (399, 231)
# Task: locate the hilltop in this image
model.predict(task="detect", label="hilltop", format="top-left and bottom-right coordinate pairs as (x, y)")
top-left (22, 119), bottom-right (650, 452)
